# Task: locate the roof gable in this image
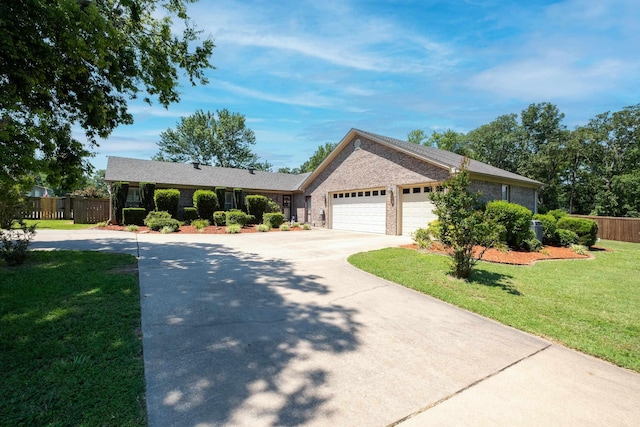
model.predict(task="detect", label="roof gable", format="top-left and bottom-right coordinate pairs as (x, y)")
top-left (300, 129), bottom-right (542, 188)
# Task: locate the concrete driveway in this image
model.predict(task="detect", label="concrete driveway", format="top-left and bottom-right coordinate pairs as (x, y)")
top-left (32, 229), bottom-right (640, 426)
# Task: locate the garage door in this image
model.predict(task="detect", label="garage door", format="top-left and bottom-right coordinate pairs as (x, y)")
top-left (331, 189), bottom-right (386, 234)
top-left (401, 186), bottom-right (438, 236)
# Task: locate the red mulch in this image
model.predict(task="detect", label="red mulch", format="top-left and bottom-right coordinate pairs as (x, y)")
top-left (99, 224), bottom-right (304, 234)
top-left (400, 242), bottom-right (599, 265)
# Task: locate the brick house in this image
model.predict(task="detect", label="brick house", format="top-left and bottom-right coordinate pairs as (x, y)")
top-left (105, 128), bottom-right (542, 235)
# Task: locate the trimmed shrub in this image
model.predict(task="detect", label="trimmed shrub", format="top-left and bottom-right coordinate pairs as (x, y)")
top-left (154, 189), bottom-right (180, 218)
top-left (412, 227), bottom-right (433, 249)
top-left (533, 213), bottom-right (558, 246)
top-left (302, 223), bottom-right (311, 230)
top-left (213, 211), bottom-right (226, 226)
top-left (226, 224), bottom-right (241, 234)
top-left (193, 190), bottom-right (217, 220)
top-left (548, 209), bottom-right (568, 222)
top-left (122, 208), bottom-right (147, 226)
top-left (215, 187), bottom-right (227, 210)
top-left (485, 201), bottom-right (533, 249)
top-left (556, 229), bottom-right (579, 247)
top-left (140, 182), bottom-right (156, 213)
top-left (182, 207), bottom-right (198, 224)
top-left (226, 210), bottom-right (248, 226)
top-left (144, 211), bottom-right (180, 231)
top-left (279, 223), bottom-right (290, 231)
top-left (556, 217), bottom-right (598, 247)
top-left (267, 199), bottom-right (280, 213)
top-left (126, 225), bottom-right (139, 232)
top-left (263, 212), bottom-right (285, 228)
top-left (245, 195), bottom-right (268, 223)
top-left (111, 181), bottom-right (129, 225)
top-left (245, 214), bottom-right (256, 225)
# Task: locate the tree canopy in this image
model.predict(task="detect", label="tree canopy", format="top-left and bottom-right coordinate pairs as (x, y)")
top-left (409, 103), bottom-right (640, 217)
top-left (1, 0), bottom-right (214, 190)
top-left (278, 142), bottom-right (337, 174)
top-left (153, 109), bottom-right (272, 170)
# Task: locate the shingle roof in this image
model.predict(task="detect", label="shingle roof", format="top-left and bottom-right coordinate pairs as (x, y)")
top-left (105, 157), bottom-right (310, 192)
top-left (353, 129), bottom-right (542, 186)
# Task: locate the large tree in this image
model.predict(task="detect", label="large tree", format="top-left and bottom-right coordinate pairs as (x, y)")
top-left (154, 109), bottom-right (271, 170)
top-left (466, 114), bottom-right (524, 173)
top-left (1, 0), bottom-right (214, 190)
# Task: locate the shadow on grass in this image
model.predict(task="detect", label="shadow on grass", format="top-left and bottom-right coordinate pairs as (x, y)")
top-left (469, 269), bottom-right (522, 296)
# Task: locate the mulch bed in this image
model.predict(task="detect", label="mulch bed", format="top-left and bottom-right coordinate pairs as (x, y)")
top-left (400, 242), bottom-right (600, 265)
top-left (98, 224), bottom-right (305, 234)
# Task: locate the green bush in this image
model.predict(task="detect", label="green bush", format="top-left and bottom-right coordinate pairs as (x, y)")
top-left (279, 223), bottom-right (290, 231)
top-left (111, 181), bottom-right (129, 225)
top-left (522, 232), bottom-right (542, 252)
top-left (226, 210), bottom-right (248, 226)
top-left (191, 219), bottom-right (210, 231)
top-left (556, 217), bottom-right (598, 247)
top-left (302, 223), bottom-right (311, 230)
top-left (245, 214), bottom-right (256, 224)
top-left (548, 209), bottom-right (568, 221)
top-left (533, 213), bottom-right (557, 246)
top-left (267, 199), bottom-right (280, 213)
top-left (213, 211), bottom-right (226, 226)
top-left (256, 223), bottom-right (271, 232)
top-left (263, 212), bottom-right (285, 228)
top-left (144, 211), bottom-right (180, 231)
top-left (122, 208), bottom-right (147, 226)
top-left (485, 201), bottom-right (533, 249)
top-left (182, 207), bottom-right (198, 224)
top-left (140, 182), bottom-right (156, 213)
top-left (412, 227), bottom-right (433, 249)
top-left (154, 189), bottom-right (180, 218)
top-left (245, 195), bottom-right (268, 223)
top-left (193, 190), bottom-right (217, 220)
top-left (0, 222), bottom-right (37, 266)
top-left (126, 225), bottom-right (139, 232)
top-left (226, 224), bottom-right (241, 234)
top-left (556, 228), bottom-right (579, 247)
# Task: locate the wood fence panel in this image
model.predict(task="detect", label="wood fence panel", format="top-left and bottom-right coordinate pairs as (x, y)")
top-left (73, 198), bottom-right (110, 224)
top-left (571, 215), bottom-right (640, 243)
top-left (22, 197), bottom-right (65, 219)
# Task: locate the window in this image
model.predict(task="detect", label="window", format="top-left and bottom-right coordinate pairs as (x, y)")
top-left (358, 191), bottom-right (363, 197)
top-left (424, 187), bottom-right (432, 193)
top-left (502, 184), bottom-right (510, 201)
top-left (333, 193), bottom-right (338, 198)
top-left (436, 186), bottom-right (444, 192)
top-left (339, 193), bottom-right (344, 198)
top-left (413, 187), bottom-right (421, 193)
top-left (345, 193), bottom-right (350, 198)
top-left (402, 188), bottom-right (410, 194)
top-left (351, 192), bottom-right (356, 197)
top-left (126, 188), bottom-right (140, 203)
top-left (381, 189), bottom-right (386, 196)
top-left (372, 190), bottom-right (379, 196)
top-left (365, 191), bottom-right (371, 196)
top-left (225, 192), bottom-right (234, 210)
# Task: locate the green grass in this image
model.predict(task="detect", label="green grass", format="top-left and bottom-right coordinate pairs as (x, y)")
top-left (0, 251), bottom-right (146, 426)
top-left (348, 240), bottom-right (640, 372)
top-left (19, 219), bottom-right (96, 230)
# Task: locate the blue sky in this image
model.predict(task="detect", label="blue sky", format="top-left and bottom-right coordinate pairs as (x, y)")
top-left (86, 0), bottom-right (640, 172)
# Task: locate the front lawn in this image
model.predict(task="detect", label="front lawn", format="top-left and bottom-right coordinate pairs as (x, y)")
top-left (348, 240), bottom-right (640, 372)
top-left (0, 251), bottom-right (146, 425)
top-left (19, 219), bottom-right (96, 230)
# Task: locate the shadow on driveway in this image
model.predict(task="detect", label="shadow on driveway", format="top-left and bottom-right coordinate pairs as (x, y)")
top-left (136, 240), bottom-right (362, 426)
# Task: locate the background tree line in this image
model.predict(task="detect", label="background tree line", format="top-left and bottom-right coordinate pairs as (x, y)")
top-left (409, 102), bottom-right (640, 217)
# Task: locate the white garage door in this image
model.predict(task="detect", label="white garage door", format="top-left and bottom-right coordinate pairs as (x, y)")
top-left (331, 189), bottom-right (386, 234)
top-left (401, 186), bottom-right (438, 236)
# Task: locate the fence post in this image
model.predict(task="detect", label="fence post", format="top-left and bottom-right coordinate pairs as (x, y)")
top-left (64, 194), bottom-right (72, 219)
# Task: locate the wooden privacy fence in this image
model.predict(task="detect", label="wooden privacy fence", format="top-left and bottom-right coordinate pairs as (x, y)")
top-left (22, 197), bottom-right (110, 224)
top-left (73, 198), bottom-right (110, 224)
top-left (571, 215), bottom-right (640, 243)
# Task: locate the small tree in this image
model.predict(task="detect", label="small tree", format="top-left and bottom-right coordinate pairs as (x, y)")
top-left (245, 195), bottom-right (268, 223)
top-left (430, 159), bottom-right (504, 279)
top-left (111, 181), bottom-right (129, 225)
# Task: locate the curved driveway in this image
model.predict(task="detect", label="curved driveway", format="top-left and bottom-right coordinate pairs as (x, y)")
top-left (32, 229), bottom-right (640, 426)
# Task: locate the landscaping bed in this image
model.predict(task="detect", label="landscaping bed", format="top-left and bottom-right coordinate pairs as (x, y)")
top-left (98, 224), bottom-right (307, 234)
top-left (401, 242), bottom-right (597, 265)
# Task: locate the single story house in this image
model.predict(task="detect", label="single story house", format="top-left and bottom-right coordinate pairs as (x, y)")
top-left (105, 128), bottom-right (542, 235)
